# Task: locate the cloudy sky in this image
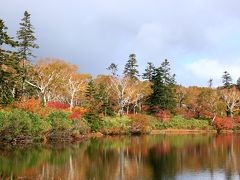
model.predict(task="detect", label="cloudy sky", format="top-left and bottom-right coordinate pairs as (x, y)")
top-left (1, 0), bottom-right (240, 86)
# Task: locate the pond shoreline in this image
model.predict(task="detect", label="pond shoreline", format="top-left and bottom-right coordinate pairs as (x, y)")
top-left (2, 129), bottom-right (238, 147)
top-left (70, 129), bottom-right (239, 143)
top-left (150, 129), bottom-right (218, 134)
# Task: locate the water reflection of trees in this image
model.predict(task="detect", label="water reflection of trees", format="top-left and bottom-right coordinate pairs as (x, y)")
top-left (0, 135), bottom-right (240, 179)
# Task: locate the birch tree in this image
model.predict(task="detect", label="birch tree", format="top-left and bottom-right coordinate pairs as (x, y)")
top-left (66, 73), bottom-right (90, 111)
top-left (110, 76), bottom-right (130, 116)
top-left (26, 59), bottom-right (68, 106)
top-left (131, 80), bottom-right (152, 114)
top-left (176, 85), bottom-right (187, 108)
top-left (220, 87), bottom-right (240, 117)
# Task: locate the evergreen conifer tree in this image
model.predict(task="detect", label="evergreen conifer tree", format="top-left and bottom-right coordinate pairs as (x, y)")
top-left (17, 11), bottom-right (39, 97)
top-left (142, 62), bottom-right (155, 80)
top-left (84, 80), bottom-right (103, 131)
top-left (123, 54), bottom-right (139, 79)
top-left (237, 77), bottom-right (240, 90)
top-left (0, 19), bottom-right (19, 105)
top-left (148, 59), bottom-right (176, 113)
top-left (85, 80), bottom-right (98, 106)
top-left (17, 11), bottom-right (39, 61)
top-left (222, 71), bottom-right (232, 88)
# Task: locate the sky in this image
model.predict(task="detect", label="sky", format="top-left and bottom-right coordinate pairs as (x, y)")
top-left (1, 0), bottom-right (240, 87)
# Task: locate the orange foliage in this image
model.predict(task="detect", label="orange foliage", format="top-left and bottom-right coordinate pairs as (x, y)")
top-left (13, 98), bottom-right (41, 111)
top-left (13, 99), bottom-right (54, 118)
top-left (176, 107), bottom-right (187, 116)
top-left (129, 114), bottom-right (150, 134)
top-left (67, 107), bottom-right (88, 119)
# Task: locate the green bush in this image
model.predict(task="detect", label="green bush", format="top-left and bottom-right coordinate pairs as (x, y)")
top-left (28, 112), bottom-right (51, 139)
top-left (8, 109), bottom-right (33, 138)
top-left (164, 116), bottom-right (212, 130)
top-left (102, 116), bottom-right (131, 134)
top-left (0, 109), bottom-right (93, 143)
top-left (0, 109), bottom-right (53, 142)
top-left (148, 115), bottom-right (213, 130)
top-left (71, 119), bottom-right (91, 135)
top-left (0, 109), bottom-right (34, 142)
top-left (147, 115), bottom-right (166, 130)
top-left (46, 111), bottom-right (72, 132)
top-left (83, 112), bottom-right (103, 132)
top-left (0, 110), bottom-right (10, 132)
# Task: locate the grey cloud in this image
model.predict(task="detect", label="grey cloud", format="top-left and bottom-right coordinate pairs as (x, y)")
top-left (1, 0), bottom-right (240, 85)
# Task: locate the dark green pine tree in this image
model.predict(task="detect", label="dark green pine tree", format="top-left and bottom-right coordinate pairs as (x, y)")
top-left (84, 80), bottom-right (102, 132)
top-left (237, 77), bottom-right (240, 90)
top-left (17, 11), bottom-right (39, 97)
top-left (148, 59), bottom-right (176, 113)
top-left (97, 83), bottom-right (115, 116)
top-left (142, 62), bottom-right (155, 80)
top-left (17, 11), bottom-right (39, 62)
top-left (0, 19), bottom-right (20, 105)
top-left (123, 54), bottom-right (139, 79)
top-left (86, 80), bottom-right (114, 116)
top-left (85, 80), bottom-right (98, 108)
top-left (222, 71), bottom-right (232, 88)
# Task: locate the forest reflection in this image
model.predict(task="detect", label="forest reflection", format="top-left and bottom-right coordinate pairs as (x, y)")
top-left (1, 134), bottom-right (240, 180)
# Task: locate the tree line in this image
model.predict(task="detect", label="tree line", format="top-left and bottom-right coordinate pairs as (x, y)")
top-left (1, 11), bottom-right (240, 124)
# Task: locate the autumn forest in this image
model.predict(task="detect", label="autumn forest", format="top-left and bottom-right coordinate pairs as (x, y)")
top-left (1, 11), bottom-right (240, 145)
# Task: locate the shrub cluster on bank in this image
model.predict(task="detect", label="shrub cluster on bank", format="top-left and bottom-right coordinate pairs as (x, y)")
top-left (2, 103), bottom-right (240, 145)
top-left (0, 109), bottom-right (90, 144)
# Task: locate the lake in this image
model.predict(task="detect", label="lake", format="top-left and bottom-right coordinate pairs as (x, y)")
top-left (0, 134), bottom-right (240, 180)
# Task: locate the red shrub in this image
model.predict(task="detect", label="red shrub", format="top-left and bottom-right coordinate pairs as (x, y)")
top-left (213, 117), bottom-right (233, 130)
top-left (47, 101), bottom-right (69, 110)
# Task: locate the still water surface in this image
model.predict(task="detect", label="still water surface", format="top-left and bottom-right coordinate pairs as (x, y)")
top-left (0, 134), bottom-right (240, 180)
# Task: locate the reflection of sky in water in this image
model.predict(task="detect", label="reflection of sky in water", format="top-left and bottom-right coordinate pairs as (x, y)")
top-left (177, 170), bottom-right (240, 180)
